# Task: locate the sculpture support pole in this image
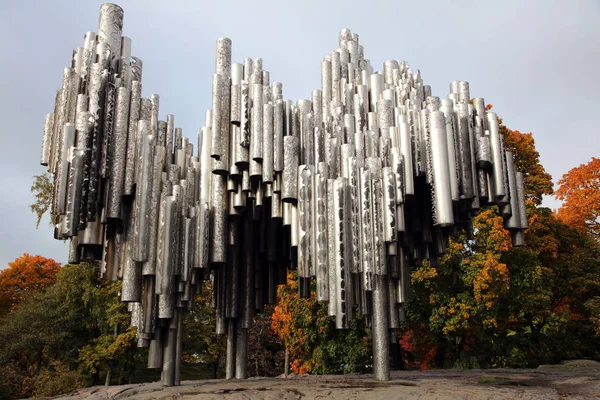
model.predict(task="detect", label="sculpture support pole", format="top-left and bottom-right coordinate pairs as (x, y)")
top-left (372, 274), bottom-right (390, 381)
top-left (174, 308), bottom-right (184, 386)
top-left (226, 319), bottom-right (236, 379)
top-left (162, 310), bottom-right (177, 386)
top-left (235, 320), bottom-right (248, 379)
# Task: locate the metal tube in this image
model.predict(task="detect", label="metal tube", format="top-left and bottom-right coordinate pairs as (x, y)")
top-left (251, 83), bottom-right (263, 162)
top-left (142, 146), bottom-right (165, 275)
top-left (359, 167), bottom-right (374, 291)
top-left (505, 151), bottom-right (521, 230)
top-left (516, 172), bottom-right (528, 229)
top-left (315, 172), bottom-right (329, 301)
top-left (97, 3), bottom-right (124, 70)
top-left (106, 86), bottom-right (130, 220)
top-left (226, 319), bottom-right (236, 379)
top-left (333, 177), bottom-right (350, 329)
top-left (162, 312), bottom-right (177, 386)
top-left (487, 112), bottom-right (506, 199)
top-left (41, 113), bottom-right (54, 166)
top-left (235, 322), bottom-right (248, 379)
top-left (398, 119), bottom-right (414, 195)
top-left (76, 111), bottom-right (95, 230)
top-left (282, 136), bottom-right (299, 203)
top-left (133, 131), bottom-right (155, 261)
top-left (65, 150), bottom-right (84, 237)
top-left (382, 167), bottom-right (397, 241)
top-left (440, 99), bottom-right (459, 202)
top-left (174, 309), bottom-right (184, 385)
top-left (297, 165), bottom-right (314, 279)
top-left (124, 80), bottom-right (141, 196)
top-left (372, 274), bottom-right (390, 381)
top-left (56, 123), bottom-right (75, 218)
top-left (274, 99), bottom-right (284, 172)
top-left (429, 111), bottom-right (454, 226)
top-left (210, 174), bottom-right (227, 265)
top-left (262, 102), bottom-right (274, 183)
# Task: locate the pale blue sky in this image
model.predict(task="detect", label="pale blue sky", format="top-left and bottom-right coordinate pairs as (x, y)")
top-left (0, 0), bottom-right (598, 267)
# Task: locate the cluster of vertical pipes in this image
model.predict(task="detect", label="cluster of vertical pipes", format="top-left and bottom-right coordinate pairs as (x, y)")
top-left (41, 4), bottom-right (528, 384)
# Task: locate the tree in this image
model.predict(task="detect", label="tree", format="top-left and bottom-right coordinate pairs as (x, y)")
top-left (0, 274), bottom-right (84, 398)
top-left (556, 157), bottom-right (600, 238)
top-left (407, 208), bottom-right (512, 369)
top-left (401, 111), bottom-right (600, 370)
top-left (496, 115), bottom-right (554, 205)
top-left (0, 253), bottom-right (61, 315)
top-left (183, 280), bottom-right (226, 379)
top-left (247, 304), bottom-right (285, 377)
top-left (77, 281), bottom-right (137, 386)
top-left (272, 270), bottom-right (371, 375)
top-left (30, 172), bottom-right (53, 228)
top-left (0, 262), bottom-right (139, 398)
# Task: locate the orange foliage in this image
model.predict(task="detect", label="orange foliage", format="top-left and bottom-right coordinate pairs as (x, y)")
top-left (0, 253), bottom-right (61, 314)
top-left (493, 110), bottom-right (553, 205)
top-left (556, 157), bottom-right (600, 238)
top-left (502, 128), bottom-right (553, 205)
top-left (271, 271), bottom-right (329, 361)
top-left (473, 208), bottom-right (512, 254)
top-left (472, 254), bottom-right (510, 311)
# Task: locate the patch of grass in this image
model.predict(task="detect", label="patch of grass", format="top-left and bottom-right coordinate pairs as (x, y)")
top-left (478, 377), bottom-right (497, 384)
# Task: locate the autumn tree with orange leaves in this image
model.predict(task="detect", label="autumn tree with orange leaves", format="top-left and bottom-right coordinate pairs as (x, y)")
top-left (272, 271), bottom-right (371, 375)
top-left (497, 117), bottom-right (554, 205)
top-left (0, 253), bottom-right (61, 315)
top-left (556, 157), bottom-right (600, 238)
top-left (403, 112), bottom-right (600, 369)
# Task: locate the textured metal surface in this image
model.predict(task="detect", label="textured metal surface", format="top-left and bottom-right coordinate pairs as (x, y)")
top-left (282, 136), bottom-right (299, 202)
top-left (42, 14), bottom-right (529, 385)
top-left (372, 275), bottom-right (390, 381)
top-left (97, 3), bottom-right (123, 70)
top-left (106, 86), bottom-right (130, 220)
top-left (262, 102), bottom-right (274, 183)
top-left (251, 83), bottom-right (263, 162)
top-left (133, 131), bottom-right (154, 261)
top-left (124, 80), bottom-right (141, 196)
top-left (297, 165), bottom-right (314, 279)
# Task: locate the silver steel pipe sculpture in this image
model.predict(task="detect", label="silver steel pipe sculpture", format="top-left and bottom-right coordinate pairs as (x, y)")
top-left (42, 5), bottom-right (528, 384)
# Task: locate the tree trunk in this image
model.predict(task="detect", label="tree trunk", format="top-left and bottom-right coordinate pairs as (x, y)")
top-left (105, 367), bottom-right (112, 386)
top-left (435, 341), bottom-right (446, 369)
top-left (284, 349), bottom-right (289, 376)
top-left (212, 362), bottom-right (218, 379)
top-left (36, 347), bottom-right (44, 376)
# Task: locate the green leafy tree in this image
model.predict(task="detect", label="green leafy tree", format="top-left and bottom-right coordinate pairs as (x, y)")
top-left (183, 280), bottom-right (226, 378)
top-left (0, 263), bottom-right (139, 398)
top-left (30, 172), bottom-right (53, 228)
top-left (77, 280), bottom-right (137, 386)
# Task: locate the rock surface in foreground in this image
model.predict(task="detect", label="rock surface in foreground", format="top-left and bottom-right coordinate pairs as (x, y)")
top-left (51, 360), bottom-right (600, 400)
